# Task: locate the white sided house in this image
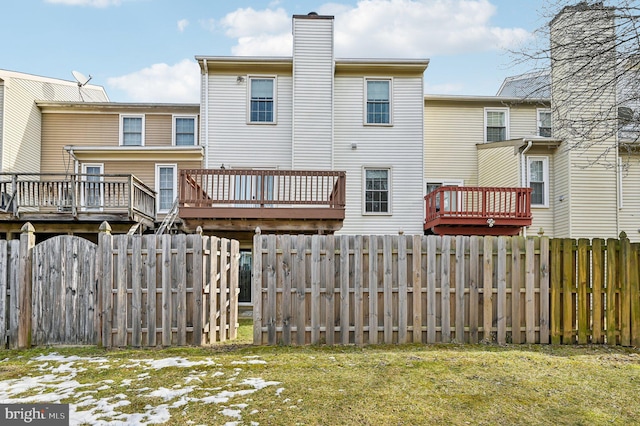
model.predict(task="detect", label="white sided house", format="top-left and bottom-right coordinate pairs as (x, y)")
top-left (182, 13), bottom-right (428, 242)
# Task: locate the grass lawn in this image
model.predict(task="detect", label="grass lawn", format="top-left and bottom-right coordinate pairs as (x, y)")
top-left (1, 319), bottom-right (639, 425)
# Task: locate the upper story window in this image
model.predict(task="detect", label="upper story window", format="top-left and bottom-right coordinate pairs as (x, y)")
top-left (365, 79), bottom-right (392, 125)
top-left (484, 108), bottom-right (509, 142)
top-left (173, 115), bottom-right (197, 146)
top-left (537, 109), bottom-right (552, 137)
top-left (527, 156), bottom-right (549, 207)
top-left (249, 77), bottom-right (275, 123)
top-left (120, 115), bottom-right (144, 146)
top-left (364, 168), bottom-right (391, 214)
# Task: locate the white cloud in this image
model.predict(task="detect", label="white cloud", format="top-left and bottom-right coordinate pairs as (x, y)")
top-left (218, 0), bottom-right (531, 58)
top-left (177, 19), bottom-right (189, 32)
top-left (107, 59), bottom-right (200, 103)
top-left (44, 0), bottom-right (122, 6)
top-left (219, 7), bottom-right (290, 38)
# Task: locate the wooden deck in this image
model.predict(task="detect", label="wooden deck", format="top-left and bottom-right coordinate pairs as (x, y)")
top-left (0, 173), bottom-right (156, 233)
top-left (179, 169), bottom-right (346, 234)
top-left (424, 186), bottom-right (532, 236)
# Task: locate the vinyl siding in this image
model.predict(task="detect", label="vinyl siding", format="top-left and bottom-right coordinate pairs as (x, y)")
top-left (477, 146), bottom-right (519, 187)
top-left (2, 78), bottom-right (42, 173)
top-left (510, 104), bottom-right (538, 137)
top-left (527, 147), bottom-right (555, 237)
top-left (145, 115), bottom-right (172, 146)
top-left (551, 7), bottom-right (618, 239)
top-left (424, 101), bottom-right (480, 185)
top-left (619, 156), bottom-right (640, 242)
top-left (292, 17), bottom-right (333, 170)
top-left (335, 76), bottom-right (424, 235)
top-left (206, 74), bottom-right (293, 169)
top-left (0, 81), bottom-right (4, 170)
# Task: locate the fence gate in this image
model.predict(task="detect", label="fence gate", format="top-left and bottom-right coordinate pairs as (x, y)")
top-left (31, 235), bottom-right (98, 345)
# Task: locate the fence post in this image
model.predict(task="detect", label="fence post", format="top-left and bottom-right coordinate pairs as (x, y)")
top-left (253, 227), bottom-right (263, 344)
top-left (17, 222), bottom-right (35, 349)
top-left (99, 221), bottom-right (113, 348)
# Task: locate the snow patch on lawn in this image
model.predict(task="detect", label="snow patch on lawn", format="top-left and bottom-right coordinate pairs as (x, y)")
top-left (1, 352), bottom-right (279, 425)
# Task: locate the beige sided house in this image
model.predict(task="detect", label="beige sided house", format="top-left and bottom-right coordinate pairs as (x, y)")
top-left (423, 91), bottom-right (551, 236)
top-left (1, 77), bottom-right (202, 239)
top-left (189, 12), bottom-right (428, 305)
top-left (424, 3), bottom-right (640, 242)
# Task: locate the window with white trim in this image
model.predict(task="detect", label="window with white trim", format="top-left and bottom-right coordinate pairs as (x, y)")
top-left (484, 108), bottom-right (508, 142)
top-left (173, 115), bottom-right (197, 146)
top-left (527, 156), bottom-right (549, 207)
top-left (365, 79), bottom-right (392, 125)
top-left (249, 77), bottom-right (275, 123)
top-left (120, 115), bottom-right (144, 146)
top-left (425, 180), bottom-right (463, 211)
top-left (364, 168), bottom-right (390, 214)
top-left (537, 109), bottom-right (552, 137)
top-left (156, 164), bottom-right (177, 213)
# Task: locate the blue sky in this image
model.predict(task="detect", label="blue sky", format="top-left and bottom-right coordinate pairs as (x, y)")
top-left (1, 0), bottom-right (549, 102)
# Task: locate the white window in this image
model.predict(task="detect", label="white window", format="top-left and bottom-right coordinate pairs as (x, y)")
top-left (365, 78), bottom-right (392, 125)
top-left (537, 109), bottom-right (552, 137)
top-left (527, 156), bottom-right (549, 207)
top-left (484, 108), bottom-right (509, 142)
top-left (363, 168), bottom-right (391, 214)
top-left (248, 77), bottom-right (276, 123)
top-left (173, 115), bottom-right (197, 146)
top-left (120, 115), bottom-right (145, 146)
top-left (156, 164), bottom-right (177, 213)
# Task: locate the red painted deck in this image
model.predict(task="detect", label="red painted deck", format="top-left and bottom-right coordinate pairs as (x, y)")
top-left (424, 186), bottom-right (532, 236)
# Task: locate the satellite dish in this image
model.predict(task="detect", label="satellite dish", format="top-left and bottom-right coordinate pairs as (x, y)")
top-left (72, 70), bottom-right (92, 87)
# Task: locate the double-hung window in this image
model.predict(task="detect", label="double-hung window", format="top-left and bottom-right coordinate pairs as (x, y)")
top-left (485, 108), bottom-right (508, 142)
top-left (249, 77), bottom-right (275, 123)
top-left (120, 115), bottom-right (144, 146)
top-left (173, 115), bottom-right (197, 146)
top-left (156, 164), bottom-right (177, 213)
top-left (365, 79), bottom-right (392, 125)
top-left (364, 168), bottom-right (391, 214)
top-left (537, 109), bottom-right (552, 137)
top-left (527, 156), bottom-right (549, 207)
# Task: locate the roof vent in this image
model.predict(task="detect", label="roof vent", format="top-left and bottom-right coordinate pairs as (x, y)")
top-left (308, 11), bottom-right (318, 16)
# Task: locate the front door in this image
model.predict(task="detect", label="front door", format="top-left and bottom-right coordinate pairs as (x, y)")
top-left (82, 164), bottom-right (103, 211)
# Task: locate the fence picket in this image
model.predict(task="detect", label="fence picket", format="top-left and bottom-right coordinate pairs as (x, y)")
top-left (482, 236), bottom-right (493, 343)
top-left (591, 238), bottom-right (604, 344)
top-left (340, 235), bottom-right (350, 345)
top-left (441, 236), bottom-right (451, 343)
top-left (631, 243), bottom-right (640, 347)
top-left (469, 236), bottom-right (480, 344)
top-left (511, 236), bottom-right (522, 344)
top-left (131, 235), bottom-right (142, 347)
top-left (525, 237), bottom-right (536, 343)
top-left (539, 237), bottom-right (550, 344)
top-left (577, 239), bottom-right (589, 345)
top-left (497, 237), bottom-right (507, 345)
top-left (281, 235), bottom-right (292, 345)
top-left (412, 235), bottom-right (423, 343)
top-left (325, 235), bottom-right (336, 345)
top-left (146, 235), bottom-right (157, 347)
top-left (369, 236), bottom-right (379, 345)
top-left (455, 236), bottom-right (466, 344)
top-left (398, 235), bottom-right (408, 344)
top-left (383, 235), bottom-right (393, 344)
top-left (354, 235), bottom-right (364, 345)
top-left (426, 236), bottom-right (437, 343)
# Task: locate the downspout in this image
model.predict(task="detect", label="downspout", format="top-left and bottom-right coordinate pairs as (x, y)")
top-left (203, 59), bottom-right (209, 169)
top-left (520, 139), bottom-right (533, 238)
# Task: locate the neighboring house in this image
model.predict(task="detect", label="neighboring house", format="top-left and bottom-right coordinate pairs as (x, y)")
top-left (0, 69), bottom-right (108, 175)
top-left (424, 3), bottom-right (640, 242)
top-left (423, 93), bottom-right (552, 236)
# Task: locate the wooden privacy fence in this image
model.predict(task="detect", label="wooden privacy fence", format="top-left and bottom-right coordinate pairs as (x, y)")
top-left (253, 233), bottom-right (640, 346)
top-left (0, 222), bottom-right (239, 349)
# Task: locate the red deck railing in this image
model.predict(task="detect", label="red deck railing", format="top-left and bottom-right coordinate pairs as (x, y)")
top-left (424, 186), bottom-right (532, 234)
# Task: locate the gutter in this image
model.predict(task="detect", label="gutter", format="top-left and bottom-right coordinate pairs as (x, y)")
top-left (203, 59), bottom-right (209, 169)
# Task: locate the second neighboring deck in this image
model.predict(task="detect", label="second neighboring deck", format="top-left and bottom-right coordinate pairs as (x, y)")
top-left (424, 186), bottom-right (532, 236)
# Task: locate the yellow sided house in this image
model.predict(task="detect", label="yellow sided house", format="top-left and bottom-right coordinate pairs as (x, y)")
top-left (0, 72), bottom-right (201, 239)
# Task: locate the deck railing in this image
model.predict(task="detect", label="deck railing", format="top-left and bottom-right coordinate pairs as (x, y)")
top-left (425, 186), bottom-right (532, 225)
top-left (180, 169), bottom-right (346, 209)
top-left (0, 173), bottom-right (156, 220)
